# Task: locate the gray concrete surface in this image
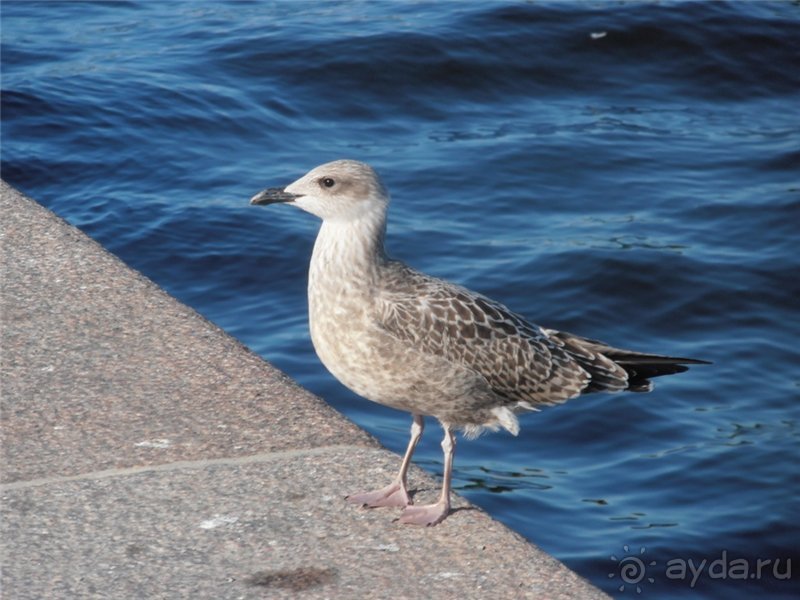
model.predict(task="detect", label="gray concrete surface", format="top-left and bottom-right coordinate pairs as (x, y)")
top-left (1, 181), bottom-right (608, 599)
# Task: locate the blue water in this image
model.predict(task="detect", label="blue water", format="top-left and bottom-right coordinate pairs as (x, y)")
top-left (3, 1), bottom-right (798, 597)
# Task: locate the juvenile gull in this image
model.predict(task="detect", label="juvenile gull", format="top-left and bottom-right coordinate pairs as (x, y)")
top-left (250, 160), bottom-right (708, 526)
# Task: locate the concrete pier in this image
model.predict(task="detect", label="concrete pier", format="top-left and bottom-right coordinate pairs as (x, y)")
top-left (1, 181), bottom-right (608, 599)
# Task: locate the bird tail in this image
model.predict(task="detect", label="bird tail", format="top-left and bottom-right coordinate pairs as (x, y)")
top-left (545, 329), bottom-right (710, 393)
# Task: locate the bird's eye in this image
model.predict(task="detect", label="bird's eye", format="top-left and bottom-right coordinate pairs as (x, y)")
top-left (321, 177), bottom-right (336, 188)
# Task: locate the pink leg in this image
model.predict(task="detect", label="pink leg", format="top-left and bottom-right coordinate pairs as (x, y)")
top-left (398, 423), bottom-right (455, 526)
top-left (346, 414), bottom-right (424, 508)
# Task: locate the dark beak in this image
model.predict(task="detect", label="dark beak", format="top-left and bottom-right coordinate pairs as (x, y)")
top-left (250, 188), bottom-right (303, 206)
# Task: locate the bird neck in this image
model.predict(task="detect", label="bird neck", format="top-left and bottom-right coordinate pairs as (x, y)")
top-left (310, 210), bottom-right (388, 287)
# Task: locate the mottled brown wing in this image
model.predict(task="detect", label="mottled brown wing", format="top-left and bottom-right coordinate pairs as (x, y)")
top-left (376, 261), bottom-right (590, 406)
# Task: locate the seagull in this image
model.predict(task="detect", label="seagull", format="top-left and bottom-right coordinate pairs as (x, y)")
top-left (250, 159), bottom-right (708, 526)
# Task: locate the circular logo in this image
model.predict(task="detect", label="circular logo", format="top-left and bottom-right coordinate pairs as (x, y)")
top-left (609, 545), bottom-right (656, 594)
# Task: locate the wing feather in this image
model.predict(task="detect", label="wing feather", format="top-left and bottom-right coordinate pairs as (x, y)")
top-left (376, 262), bottom-right (589, 406)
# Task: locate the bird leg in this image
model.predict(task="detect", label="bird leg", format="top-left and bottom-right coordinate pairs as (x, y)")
top-left (346, 414), bottom-right (424, 508)
top-left (398, 423), bottom-right (454, 526)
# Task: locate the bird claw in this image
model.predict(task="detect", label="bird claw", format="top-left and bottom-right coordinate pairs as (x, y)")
top-left (346, 481), bottom-right (411, 508)
top-left (396, 501), bottom-right (449, 526)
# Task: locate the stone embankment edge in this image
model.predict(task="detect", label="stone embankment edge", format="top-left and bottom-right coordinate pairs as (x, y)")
top-left (1, 181), bottom-right (608, 599)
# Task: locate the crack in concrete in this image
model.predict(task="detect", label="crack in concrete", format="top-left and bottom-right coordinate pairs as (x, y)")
top-left (1, 445), bottom-right (386, 491)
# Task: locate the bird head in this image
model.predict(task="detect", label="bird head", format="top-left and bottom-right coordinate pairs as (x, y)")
top-left (250, 159), bottom-right (389, 222)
